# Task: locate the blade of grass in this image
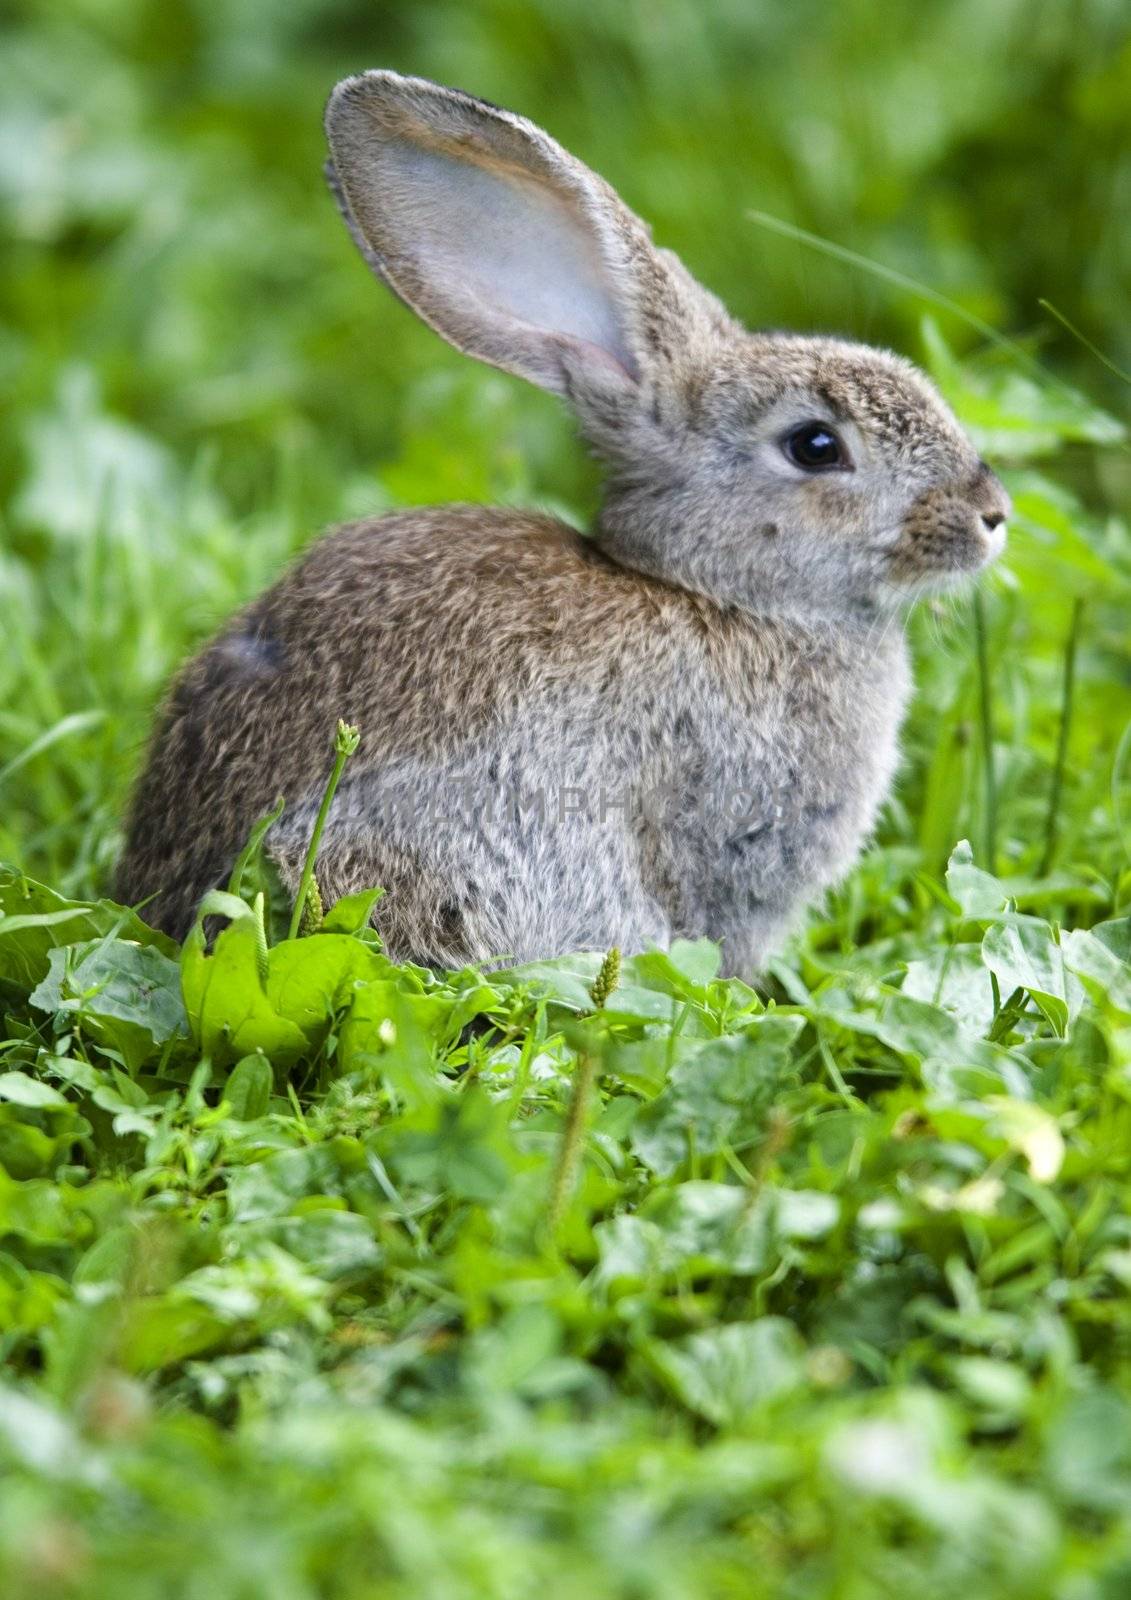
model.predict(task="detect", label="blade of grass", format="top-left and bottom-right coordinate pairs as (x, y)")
top-left (1038, 299), bottom-right (1131, 387)
top-left (0, 710), bottom-right (106, 790)
top-left (1111, 717), bottom-right (1131, 868)
top-left (973, 591), bottom-right (997, 870)
top-left (1039, 599), bottom-right (1084, 876)
top-left (746, 209), bottom-right (1049, 377)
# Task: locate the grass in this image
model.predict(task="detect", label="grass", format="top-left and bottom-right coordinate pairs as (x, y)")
top-left (3, 1), bottom-right (1131, 1595)
top-left (4, 831), bottom-right (1131, 1597)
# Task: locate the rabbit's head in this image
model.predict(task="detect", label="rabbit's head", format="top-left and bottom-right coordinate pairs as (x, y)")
top-left (326, 71), bottom-right (1008, 620)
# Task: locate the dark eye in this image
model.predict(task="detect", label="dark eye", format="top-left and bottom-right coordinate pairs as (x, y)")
top-left (783, 422), bottom-right (848, 472)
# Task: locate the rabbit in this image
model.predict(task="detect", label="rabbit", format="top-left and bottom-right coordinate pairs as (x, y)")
top-left (115, 69), bottom-right (1010, 977)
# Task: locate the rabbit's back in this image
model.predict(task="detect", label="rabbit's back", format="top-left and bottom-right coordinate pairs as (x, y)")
top-left (116, 506), bottom-right (699, 938)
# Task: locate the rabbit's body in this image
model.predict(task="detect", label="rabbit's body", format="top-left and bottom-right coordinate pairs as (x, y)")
top-left (117, 70), bottom-right (1006, 973)
top-left (120, 506), bottom-right (908, 970)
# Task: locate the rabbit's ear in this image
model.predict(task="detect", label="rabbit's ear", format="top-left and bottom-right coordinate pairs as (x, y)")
top-left (325, 71), bottom-right (702, 400)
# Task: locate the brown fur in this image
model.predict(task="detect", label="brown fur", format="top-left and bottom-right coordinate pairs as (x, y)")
top-left (118, 509), bottom-right (710, 937)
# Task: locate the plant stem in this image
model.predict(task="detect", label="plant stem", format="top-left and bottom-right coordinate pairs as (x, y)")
top-left (547, 948), bottom-right (621, 1233)
top-left (973, 591), bottom-right (997, 870)
top-left (546, 1047), bottom-right (597, 1236)
top-left (1113, 717), bottom-right (1131, 872)
top-left (1039, 598), bottom-right (1084, 876)
top-left (287, 720), bottom-right (360, 941)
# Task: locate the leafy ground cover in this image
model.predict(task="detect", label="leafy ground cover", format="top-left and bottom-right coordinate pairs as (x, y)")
top-left (3, 828), bottom-right (1131, 1599)
top-left (4, 2), bottom-right (1131, 1595)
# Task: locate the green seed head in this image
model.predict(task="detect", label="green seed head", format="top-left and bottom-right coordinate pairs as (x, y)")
top-left (299, 877), bottom-right (324, 935)
top-left (588, 946), bottom-right (622, 1010)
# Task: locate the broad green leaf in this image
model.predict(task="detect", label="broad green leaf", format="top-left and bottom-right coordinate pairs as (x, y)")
top-left (949, 1357), bottom-right (1032, 1421)
top-left (945, 840), bottom-right (1007, 919)
top-left (638, 1182), bottom-right (771, 1276)
top-left (0, 1171), bottom-right (85, 1247)
top-left (29, 938), bottom-right (187, 1072)
top-left (0, 1071), bottom-right (69, 1109)
top-left (627, 939), bottom-right (722, 998)
top-left (0, 867), bottom-right (176, 988)
top-left (234, 1211), bottom-right (383, 1280)
top-left (384, 1092), bottom-right (515, 1204)
top-left (902, 946), bottom-right (995, 1036)
top-left (819, 989), bottom-right (1028, 1097)
top-left (223, 1053), bottom-right (273, 1121)
top-left (495, 952), bottom-right (698, 1022)
top-left (620, 1181), bottom-right (839, 1283)
top-left (590, 1214), bottom-right (667, 1293)
top-left (466, 1304), bottom-right (562, 1397)
top-left (630, 1015), bottom-right (803, 1176)
top-left (181, 918), bottom-right (308, 1068)
top-left (265, 934), bottom-right (388, 1033)
top-left (225, 1146), bottom-right (344, 1223)
top-left (492, 954), bottom-right (601, 1012)
top-left (1091, 919), bottom-right (1131, 963)
top-left (1061, 927), bottom-right (1131, 1016)
top-left (336, 981), bottom-right (457, 1104)
top-left (320, 887), bottom-right (385, 934)
top-left (644, 1319), bottom-right (805, 1426)
top-left (1045, 1389), bottom-right (1131, 1514)
top-left (116, 1299), bottom-right (229, 1372)
top-left (982, 917), bottom-right (1084, 1033)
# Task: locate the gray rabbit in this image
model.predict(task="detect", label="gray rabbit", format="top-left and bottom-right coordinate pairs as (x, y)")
top-left (116, 70), bottom-right (1009, 975)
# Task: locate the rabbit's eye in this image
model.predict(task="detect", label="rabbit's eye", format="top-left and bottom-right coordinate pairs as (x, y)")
top-left (782, 422), bottom-right (848, 472)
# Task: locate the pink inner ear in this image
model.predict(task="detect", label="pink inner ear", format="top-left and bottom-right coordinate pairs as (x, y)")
top-left (551, 332), bottom-right (639, 388)
top-left (339, 127), bottom-right (639, 390)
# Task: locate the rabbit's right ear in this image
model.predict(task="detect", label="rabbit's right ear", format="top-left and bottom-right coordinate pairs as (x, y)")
top-left (325, 71), bottom-right (719, 405)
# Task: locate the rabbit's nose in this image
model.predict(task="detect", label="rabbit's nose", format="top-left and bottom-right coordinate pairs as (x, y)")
top-left (975, 460), bottom-right (1011, 521)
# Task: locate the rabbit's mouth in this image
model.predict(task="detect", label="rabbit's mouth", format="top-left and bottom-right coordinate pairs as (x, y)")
top-left (884, 521), bottom-right (1005, 589)
top-left (883, 472), bottom-right (1009, 589)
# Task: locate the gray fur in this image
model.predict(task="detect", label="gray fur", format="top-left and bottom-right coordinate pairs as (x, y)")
top-left (116, 70), bottom-right (1009, 977)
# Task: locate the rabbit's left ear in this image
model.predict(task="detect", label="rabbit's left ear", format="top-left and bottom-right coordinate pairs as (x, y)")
top-left (325, 71), bottom-right (715, 403)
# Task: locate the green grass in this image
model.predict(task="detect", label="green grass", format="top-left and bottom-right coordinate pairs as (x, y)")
top-left (2, 2), bottom-right (1131, 1595)
top-left (4, 839), bottom-right (1131, 1598)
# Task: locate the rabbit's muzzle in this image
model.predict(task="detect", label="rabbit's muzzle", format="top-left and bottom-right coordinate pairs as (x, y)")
top-left (888, 462), bottom-right (1010, 585)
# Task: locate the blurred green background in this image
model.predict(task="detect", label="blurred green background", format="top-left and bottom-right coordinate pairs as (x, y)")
top-left (1, 0), bottom-right (1129, 906)
top-left (5, 0), bottom-right (1130, 488)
